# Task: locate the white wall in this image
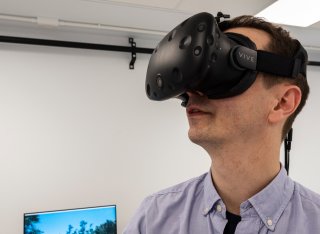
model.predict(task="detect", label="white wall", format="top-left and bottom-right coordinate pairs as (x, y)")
top-left (0, 42), bottom-right (209, 233)
top-left (0, 41), bottom-right (319, 234)
top-left (289, 66), bottom-right (320, 188)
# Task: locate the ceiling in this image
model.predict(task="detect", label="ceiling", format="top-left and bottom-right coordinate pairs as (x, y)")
top-left (0, 0), bottom-right (319, 54)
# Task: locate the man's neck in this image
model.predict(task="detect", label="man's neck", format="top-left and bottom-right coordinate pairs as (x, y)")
top-left (208, 137), bottom-right (281, 215)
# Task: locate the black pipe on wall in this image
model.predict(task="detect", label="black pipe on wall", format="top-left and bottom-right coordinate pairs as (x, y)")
top-left (0, 35), bottom-right (319, 66)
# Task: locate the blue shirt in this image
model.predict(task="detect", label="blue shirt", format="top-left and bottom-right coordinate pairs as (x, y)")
top-left (124, 167), bottom-right (320, 233)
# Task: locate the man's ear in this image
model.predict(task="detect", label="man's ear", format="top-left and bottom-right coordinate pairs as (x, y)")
top-left (268, 85), bottom-right (302, 124)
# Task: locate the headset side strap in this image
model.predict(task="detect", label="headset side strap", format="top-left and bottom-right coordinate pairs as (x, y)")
top-left (257, 51), bottom-right (302, 78)
top-left (232, 46), bottom-right (257, 70)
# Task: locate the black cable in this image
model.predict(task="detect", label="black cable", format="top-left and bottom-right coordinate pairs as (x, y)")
top-left (284, 128), bottom-right (293, 175)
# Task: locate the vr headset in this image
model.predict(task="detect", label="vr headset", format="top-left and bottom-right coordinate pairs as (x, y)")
top-left (145, 12), bottom-right (308, 107)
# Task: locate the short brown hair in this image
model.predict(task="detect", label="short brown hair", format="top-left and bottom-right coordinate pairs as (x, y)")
top-left (220, 16), bottom-right (310, 141)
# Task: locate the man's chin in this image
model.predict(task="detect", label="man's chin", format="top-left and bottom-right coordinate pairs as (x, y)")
top-left (188, 130), bottom-right (205, 145)
top-left (188, 129), bottom-right (224, 148)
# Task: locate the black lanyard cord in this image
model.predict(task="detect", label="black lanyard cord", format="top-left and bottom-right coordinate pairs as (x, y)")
top-left (284, 128), bottom-right (293, 175)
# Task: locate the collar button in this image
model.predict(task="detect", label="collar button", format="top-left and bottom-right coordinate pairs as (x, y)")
top-left (216, 204), bottom-right (222, 212)
top-left (203, 207), bottom-right (209, 215)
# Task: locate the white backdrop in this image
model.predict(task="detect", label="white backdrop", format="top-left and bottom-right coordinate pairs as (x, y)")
top-left (0, 42), bottom-right (319, 233)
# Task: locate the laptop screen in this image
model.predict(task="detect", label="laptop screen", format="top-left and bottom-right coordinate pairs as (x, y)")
top-left (24, 205), bottom-right (117, 234)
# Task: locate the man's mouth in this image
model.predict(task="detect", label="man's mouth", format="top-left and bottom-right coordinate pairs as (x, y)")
top-left (189, 108), bottom-right (202, 114)
top-left (187, 106), bottom-right (209, 116)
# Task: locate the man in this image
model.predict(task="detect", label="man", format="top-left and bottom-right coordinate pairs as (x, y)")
top-left (124, 15), bottom-right (320, 233)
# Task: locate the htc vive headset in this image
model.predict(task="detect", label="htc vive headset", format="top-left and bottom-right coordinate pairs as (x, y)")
top-left (145, 12), bottom-right (308, 106)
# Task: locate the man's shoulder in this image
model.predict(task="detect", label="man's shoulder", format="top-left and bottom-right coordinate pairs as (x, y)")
top-left (142, 172), bottom-right (208, 206)
top-left (153, 172), bottom-right (207, 195)
top-left (123, 173), bottom-right (209, 233)
top-left (293, 180), bottom-right (320, 208)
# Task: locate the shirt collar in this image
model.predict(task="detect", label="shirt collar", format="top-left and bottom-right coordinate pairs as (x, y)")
top-left (247, 166), bottom-right (294, 231)
top-left (202, 169), bottom-right (222, 216)
top-left (202, 165), bottom-right (295, 231)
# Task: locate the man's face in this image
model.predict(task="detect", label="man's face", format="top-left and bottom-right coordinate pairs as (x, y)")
top-left (186, 27), bottom-right (276, 148)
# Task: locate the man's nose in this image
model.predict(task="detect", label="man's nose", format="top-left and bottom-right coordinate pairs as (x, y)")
top-left (184, 91), bottom-right (207, 107)
top-left (186, 91), bottom-right (205, 97)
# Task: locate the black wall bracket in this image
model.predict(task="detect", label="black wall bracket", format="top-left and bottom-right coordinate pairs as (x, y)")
top-left (129, 37), bottom-right (137, 69)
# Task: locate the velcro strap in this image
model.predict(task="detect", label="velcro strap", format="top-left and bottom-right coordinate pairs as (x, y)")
top-left (257, 50), bottom-right (302, 78)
